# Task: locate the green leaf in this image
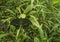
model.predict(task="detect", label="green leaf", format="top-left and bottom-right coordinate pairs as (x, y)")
top-left (52, 0), bottom-right (60, 5)
top-left (29, 15), bottom-right (45, 40)
top-left (24, 5), bottom-right (33, 14)
top-left (29, 15), bottom-right (39, 28)
top-left (16, 28), bottom-right (21, 40)
top-left (6, 9), bottom-right (15, 14)
top-left (10, 25), bottom-right (16, 32)
top-left (0, 33), bottom-right (8, 39)
top-left (34, 37), bottom-right (40, 42)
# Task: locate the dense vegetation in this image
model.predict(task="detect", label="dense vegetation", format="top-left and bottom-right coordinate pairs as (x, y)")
top-left (0, 0), bottom-right (60, 42)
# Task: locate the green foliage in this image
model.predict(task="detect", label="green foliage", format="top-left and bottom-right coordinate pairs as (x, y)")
top-left (34, 37), bottom-right (40, 42)
top-left (0, 0), bottom-right (60, 42)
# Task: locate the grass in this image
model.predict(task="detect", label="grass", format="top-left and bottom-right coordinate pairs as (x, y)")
top-left (0, 0), bottom-right (60, 42)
